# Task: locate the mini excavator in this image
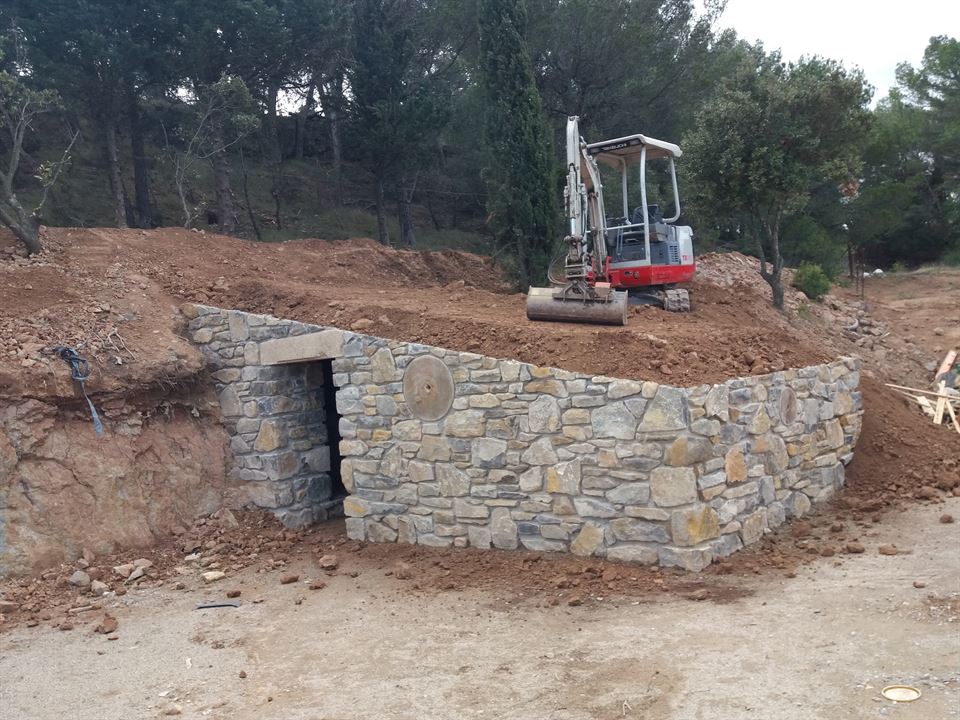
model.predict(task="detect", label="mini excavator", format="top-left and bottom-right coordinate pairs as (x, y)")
top-left (526, 116), bottom-right (695, 326)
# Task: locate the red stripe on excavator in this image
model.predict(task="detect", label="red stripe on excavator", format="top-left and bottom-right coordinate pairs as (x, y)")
top-left (607, 263), bottom-right (696, 288)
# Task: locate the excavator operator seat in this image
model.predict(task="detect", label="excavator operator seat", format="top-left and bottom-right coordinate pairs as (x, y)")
top-left (631, 204), bottom-right (664, 225)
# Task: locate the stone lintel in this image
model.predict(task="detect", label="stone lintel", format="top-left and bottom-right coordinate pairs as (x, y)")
top-left (260, 329), bottom-right (344, 365)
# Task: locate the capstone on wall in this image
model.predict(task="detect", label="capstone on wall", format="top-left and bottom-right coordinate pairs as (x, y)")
top-left (185, 304), bottom-right (862, 572)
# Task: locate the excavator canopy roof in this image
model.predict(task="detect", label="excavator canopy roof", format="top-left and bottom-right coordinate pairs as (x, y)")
top-left (586, 134), bottom-right (682, 166)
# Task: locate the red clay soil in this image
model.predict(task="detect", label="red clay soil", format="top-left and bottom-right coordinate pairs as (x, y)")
top-left (1, 227), bottom-right (958, 614)
top-left (3, 227), bottom-right (826, 386)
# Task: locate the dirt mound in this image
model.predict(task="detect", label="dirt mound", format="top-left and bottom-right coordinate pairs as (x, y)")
top-left (694, 251), bottom-right (802, 307)
top-left (845, 377), bottom-right (960, 506)
top-left (3, 227), bottom-right (834, 388)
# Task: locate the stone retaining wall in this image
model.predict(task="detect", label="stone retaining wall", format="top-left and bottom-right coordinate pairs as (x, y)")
top-left (183, 305), bottom-right (337, 527)
top-left (185, 304), bottom-right (863, 571)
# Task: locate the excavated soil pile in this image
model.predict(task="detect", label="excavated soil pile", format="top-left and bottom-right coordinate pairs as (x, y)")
top-left (1, 227), bottom-right (957, 590)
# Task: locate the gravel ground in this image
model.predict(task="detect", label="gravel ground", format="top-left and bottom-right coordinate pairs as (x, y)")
top-left (2, 498), bottom-right (957, 720)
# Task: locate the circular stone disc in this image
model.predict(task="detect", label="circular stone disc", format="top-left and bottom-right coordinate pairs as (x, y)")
top-left (780, 387), bottom-right (798, 425)
top-left (881, 686), bottom-right (921, 702)
top-left (403, 355), bottom-right (455, 421)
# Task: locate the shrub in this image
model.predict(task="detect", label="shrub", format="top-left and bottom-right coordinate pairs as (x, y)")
top-left (792, 262), bottom-right (831, 300)
top-left (942, 246), bottom-right (960, 267)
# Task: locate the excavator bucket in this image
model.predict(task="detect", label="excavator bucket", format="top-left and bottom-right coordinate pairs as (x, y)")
top-left (526, 286), bottom-right (629, 326)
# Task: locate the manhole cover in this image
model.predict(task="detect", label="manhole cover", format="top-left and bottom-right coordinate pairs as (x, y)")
top-left (881, 685), bottom-right (921, 702)
top-left (403, 355), bottom-right (455, 421)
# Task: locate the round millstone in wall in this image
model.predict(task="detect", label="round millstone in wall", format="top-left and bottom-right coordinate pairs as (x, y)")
top-left (780, 387), bottom-right (798, 425)
top-left (403, 355), bottom-right (455, 421)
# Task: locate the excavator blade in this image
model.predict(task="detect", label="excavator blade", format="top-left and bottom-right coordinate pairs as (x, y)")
top-left (526, 287), bottom-right (629, 326)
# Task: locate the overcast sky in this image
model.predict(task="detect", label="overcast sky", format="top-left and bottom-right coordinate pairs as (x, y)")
top-left (711, 0), bottom-right (960, 101)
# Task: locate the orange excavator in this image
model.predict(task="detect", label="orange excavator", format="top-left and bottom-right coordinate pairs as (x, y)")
top-left (526, 116), bottom-right (695, 325)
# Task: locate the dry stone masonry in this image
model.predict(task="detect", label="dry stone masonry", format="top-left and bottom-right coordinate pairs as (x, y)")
top-left (185, 304), bottom-right (863, 572)
top-left (184, 305), bottom-right (338, 528)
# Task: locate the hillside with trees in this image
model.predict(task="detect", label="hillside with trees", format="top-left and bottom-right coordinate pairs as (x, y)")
top-left (0, 1), bottom-right (956, 285)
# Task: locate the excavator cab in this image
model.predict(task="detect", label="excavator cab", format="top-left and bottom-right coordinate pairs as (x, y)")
top-left (587, 135), bottom-right (695, 296)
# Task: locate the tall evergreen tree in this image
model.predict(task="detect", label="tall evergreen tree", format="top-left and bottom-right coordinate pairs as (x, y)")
top-left (350, 0), bottom-right (451, 247)
top-left (478, 0), bottom-right (557, 286)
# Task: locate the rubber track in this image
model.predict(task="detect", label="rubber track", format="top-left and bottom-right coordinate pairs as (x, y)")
top-left (663, 288), bottom-right (691, 312)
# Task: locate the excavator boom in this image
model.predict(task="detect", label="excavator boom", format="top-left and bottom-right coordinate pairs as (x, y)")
top-left (525, 116), bottom-right (628, 326)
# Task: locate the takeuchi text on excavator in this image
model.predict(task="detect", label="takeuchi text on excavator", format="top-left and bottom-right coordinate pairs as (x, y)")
top-left (526, 116), bottom-right (695, 326)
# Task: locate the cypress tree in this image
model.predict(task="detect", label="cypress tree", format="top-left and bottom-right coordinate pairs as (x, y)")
top-left (478, 0), bottom-right (557, 287)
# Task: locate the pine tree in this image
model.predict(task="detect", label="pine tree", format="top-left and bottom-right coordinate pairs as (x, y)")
top-left (478, 0), bottom-right (557, 287)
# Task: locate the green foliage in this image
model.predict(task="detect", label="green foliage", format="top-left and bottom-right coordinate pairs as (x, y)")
top-left (683, 47), bottom-right (870, 306)
top-left (478, 0), bottom-right (557, 287)
top-left (780, 215), bottom-right (845, 279)
top-left (845, 36), bottom-right (959, 268)
top-left (792, 262), bottom-right (831, 300)
top-left (942, 247), bottom-right (960, 267)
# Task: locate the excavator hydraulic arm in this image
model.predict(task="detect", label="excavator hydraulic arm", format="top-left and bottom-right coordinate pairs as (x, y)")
top-left (525, 116), bottom-right (629, 326)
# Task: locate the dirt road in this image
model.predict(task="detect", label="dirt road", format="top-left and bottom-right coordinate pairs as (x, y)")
top-left (2, 499), bottom-right (957, 720)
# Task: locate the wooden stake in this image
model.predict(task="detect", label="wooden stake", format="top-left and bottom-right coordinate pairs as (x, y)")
top-left (915, 396), bottom-right (935, 418)
top-left (934, 381), bottom-right (947, 425)
top-left (936, 349), bottom-right (957, 379)
top-left (946, 399), bottom-right (960, 435)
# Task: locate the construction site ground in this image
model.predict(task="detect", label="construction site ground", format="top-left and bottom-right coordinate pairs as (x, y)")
top-left (1, 500), bottom-right (957, 719)
top-left (1, 227), bottom-right (959, 718)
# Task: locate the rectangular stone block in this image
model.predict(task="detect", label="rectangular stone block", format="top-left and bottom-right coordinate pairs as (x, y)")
top-left (260, 329), bottom-right (344, 365)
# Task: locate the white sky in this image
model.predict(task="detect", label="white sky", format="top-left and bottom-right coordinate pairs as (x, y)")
top-left (711, 0), bottom-right (960, 101)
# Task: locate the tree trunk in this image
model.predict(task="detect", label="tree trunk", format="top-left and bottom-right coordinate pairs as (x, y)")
top-left (0, 197), bottom-right (42, 255)
top-left (264, 84), bottom-right (284, 231)
top-left (239, 145), bottom-right (262, 241)
top-left (105, 121), bottom-right (128, 229)
top-left (375, 178), bottom-right (389, 245)
top-left (397, 175), bottom-right (416, 248)
top-left (426, 193), bottom-right (442, 231)
top-left (126, 90), bottom-right (153, 228)
top-left (769, 273), bottom-right (785, 310)
top-left (755, 218), bottom-right (785, 310)
top-left (209, 108), bottom-right (237, 234)
top-left (324, 74), bottom-right (345, 206)
top-left (294, 83), bottom-right (315, 162)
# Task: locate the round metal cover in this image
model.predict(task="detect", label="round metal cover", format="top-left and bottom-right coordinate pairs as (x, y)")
top-left (403, 355), bottom-right (455, 421)
top-left (881, 685), bottom-right (921, 703)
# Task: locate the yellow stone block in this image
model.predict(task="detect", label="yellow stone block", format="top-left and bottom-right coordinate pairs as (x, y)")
top-left (725, 446), bottom-right (748, 483)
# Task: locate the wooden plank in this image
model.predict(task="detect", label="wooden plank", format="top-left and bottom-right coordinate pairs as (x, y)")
top-left (936, 349), bottom-right (957, 379)
top-left (934, 381), bottom-right (947, 425)
top-left (916, 396), bottom-right (935, 418)
top-left (890, 387), bottom-right (921, 405)
top-left (946, 399), bottom-right (960, 435)
top-left (885, 383), bottom-right (960, 401)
